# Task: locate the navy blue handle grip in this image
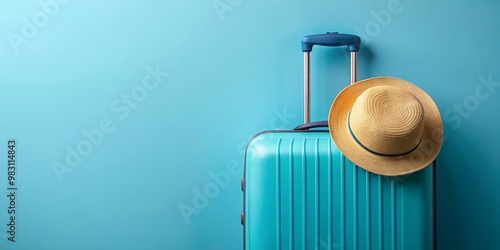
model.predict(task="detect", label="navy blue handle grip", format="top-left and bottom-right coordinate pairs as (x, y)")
top-left (301, 32), bottom-right (361, 52)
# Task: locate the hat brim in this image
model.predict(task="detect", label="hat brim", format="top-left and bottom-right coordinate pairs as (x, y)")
top-left (328, 77), bottom-right (443, 176)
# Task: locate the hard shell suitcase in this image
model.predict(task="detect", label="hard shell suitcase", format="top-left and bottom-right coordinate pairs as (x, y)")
top-left (241, 33), bottom-right (436, 250)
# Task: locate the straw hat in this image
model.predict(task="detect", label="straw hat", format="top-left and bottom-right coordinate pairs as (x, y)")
top-left (328, 77), bottom-right (443, 176)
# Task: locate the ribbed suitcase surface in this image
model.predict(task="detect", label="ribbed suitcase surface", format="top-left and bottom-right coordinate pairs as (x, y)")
top-left (243, 131), bottom-right (434, 250)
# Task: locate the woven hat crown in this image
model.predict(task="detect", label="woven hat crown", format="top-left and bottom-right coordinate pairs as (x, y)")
top-left (349, 85), bottom-right (425, 156)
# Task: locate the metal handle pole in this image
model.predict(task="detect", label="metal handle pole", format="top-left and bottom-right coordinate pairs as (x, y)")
top-left (351, 51), bottom-right (357, 84)
top-left (304, 52), bottom-right (310, 124)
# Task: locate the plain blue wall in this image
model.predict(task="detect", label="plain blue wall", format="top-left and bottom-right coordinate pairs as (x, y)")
top-left (0, 0), bottom-right (499, 249)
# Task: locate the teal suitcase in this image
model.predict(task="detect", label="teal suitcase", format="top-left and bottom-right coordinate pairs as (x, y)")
top-left (241, 33), bottom-right (436, 249)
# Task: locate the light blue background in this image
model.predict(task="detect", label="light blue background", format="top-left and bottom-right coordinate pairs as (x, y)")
top-left (0, 0), bottom-right (499, 249)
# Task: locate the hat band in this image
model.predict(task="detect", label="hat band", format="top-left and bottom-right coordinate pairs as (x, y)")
top-left (347, 111), bottom-right (421, 157)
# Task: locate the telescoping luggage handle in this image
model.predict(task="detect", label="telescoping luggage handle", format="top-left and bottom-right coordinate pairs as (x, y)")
top-left (300, 32), bottom-right (361, 125)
